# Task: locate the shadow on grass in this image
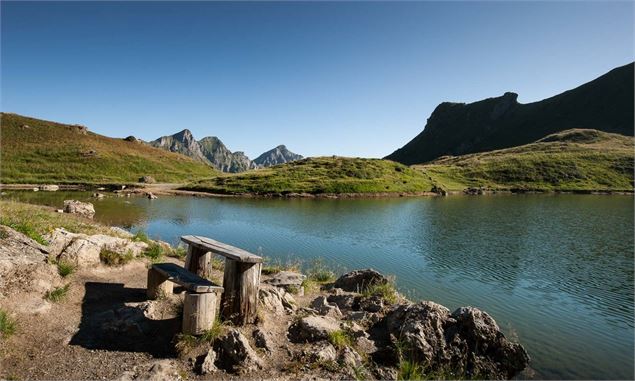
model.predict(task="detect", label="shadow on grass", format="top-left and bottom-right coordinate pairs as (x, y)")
top-left (69, 282), bottom-right (179, 358)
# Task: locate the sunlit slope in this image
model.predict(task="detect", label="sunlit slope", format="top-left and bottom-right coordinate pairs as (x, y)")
top-left (417, 129), bottom-right (634, 192)
top-left (183, 157), bottom-right (436, 194)
top-left (0, 113), bottom-right (217, 184)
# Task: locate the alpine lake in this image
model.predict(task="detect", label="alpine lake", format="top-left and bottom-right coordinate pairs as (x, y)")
top-left (4, 190), bottom-right (633, 380)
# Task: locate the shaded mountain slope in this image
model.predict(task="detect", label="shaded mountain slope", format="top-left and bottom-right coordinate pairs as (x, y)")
top-left (387, 62), bottom-right (634, 165)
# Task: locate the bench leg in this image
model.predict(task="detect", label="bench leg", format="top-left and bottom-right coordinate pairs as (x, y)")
top-left (185, 246), bottom-right (212, 279)
top-left (221, 259), bottom-right (262, 325)
top-left (182, 291), bottom-right (218, 335)
top-left (147, 267), bottom-right (173, 299)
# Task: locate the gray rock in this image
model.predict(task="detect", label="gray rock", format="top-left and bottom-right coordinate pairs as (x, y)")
top-left (359, 295), bottom-right (384, 312)
top-left (214, 328), bottom-right (263, 373)
top-left (309, 342), bottom-right (337, 363)
top-left (310, 296), bottom-right (342, 318)
top-left (334, 269), bottom-right (388, 292)
top-left (263, 270), bottom-right (306, 288)
top-left (147, 192), bottom-right (158, 199)
top-left (92, 192), bottom-right (105, 198)
top-left (139, 176), bottom-right (156, 183)
top-left (144, 360), bottom-right (180, 381)
top-left (199, 349), bottom-right (218, 374)
top-left (288, 315), bottom-right (340, 343)
top-left (327, 289), bottom-right (359, 311)
top-left (339, 346), bottom-right (363, 368)
top-left (39, 184), bottom-right (59, 191)
top-left (252, 329), bottom-right (273, 352)
top-left (63, 200), bottom-right (95, 219)
top-left (258, 286), bottom-right (296, 314)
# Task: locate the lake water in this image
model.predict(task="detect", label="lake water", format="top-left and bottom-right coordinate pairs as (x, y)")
top-left (3, 191), bottom-right (634, 379)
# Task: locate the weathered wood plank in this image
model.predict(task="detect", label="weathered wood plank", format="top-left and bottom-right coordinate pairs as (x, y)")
top-left (181, 235), bottom-right (263, 263)
top-left (152, 263), bottom-right (223, 293)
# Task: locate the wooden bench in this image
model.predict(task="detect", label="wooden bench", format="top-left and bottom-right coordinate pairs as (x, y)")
top-left (147, 263), bottom-right (223, 335)
top-left (181, 235), bottom-right (263, 325)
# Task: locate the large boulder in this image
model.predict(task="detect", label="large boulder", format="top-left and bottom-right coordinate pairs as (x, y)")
top-left (63, 200), bottom-right (95, 219)
top-left (214, 328), bottom-right (263, 373)
top-left (46, 228), bottom-right (148, 268)
top-left (288, 315), bottom-right (341, 343)
top-left (0, 226), bottom-right (58, 297)
top-left (334, 269), bottom-right (388, 292)
top-left (379, 302), bottom-right (529, 379)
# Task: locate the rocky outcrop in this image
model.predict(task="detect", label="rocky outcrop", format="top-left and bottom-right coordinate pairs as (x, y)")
top-left (63, 200), bottom-right (95, 219)
top-left (310, 296), bottom-right (343, 318)
top-left (263, 271), bottom-right (306, 292)
top-left (376, 301), bottom-right (529, 379)
top-left (253, 145), bottom-right (303, 168)
top-left (46, 228), bottom-right (148, 268)
top-left (333, 269), bottom-right (388, 292)
top-left (214, 328), bottom-right (263, 373)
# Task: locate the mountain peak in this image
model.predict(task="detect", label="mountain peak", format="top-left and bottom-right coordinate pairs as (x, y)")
top-left (253, 145), bottom-right (303, 167)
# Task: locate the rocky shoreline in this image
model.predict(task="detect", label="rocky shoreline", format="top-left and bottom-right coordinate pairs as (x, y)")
top-left (0, 203), bottom-right (531, 380)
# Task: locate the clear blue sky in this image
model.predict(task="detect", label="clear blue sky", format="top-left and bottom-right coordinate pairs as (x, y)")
top-left (1, 1), bottom-right (633, 159)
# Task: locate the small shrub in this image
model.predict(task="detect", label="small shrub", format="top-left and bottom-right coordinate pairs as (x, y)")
top-left (132, 230), bottom-right (150, 243)
top-left (56, 260), bottom-right (75, 277)
top-left (45, 284), bottom-right (70, 303)
top-left (328, 330), bottom-right (353, 349)
top-left (144, 243), bottom-right (164, 262)
top-left (100, 248), bottom-right (134, 266)
top-left (0, 309), bottom-right (17, 338)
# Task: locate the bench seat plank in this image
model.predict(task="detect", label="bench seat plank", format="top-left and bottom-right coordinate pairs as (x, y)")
top-left (181, 235), bottom-right (263, 263)
top-left (152, 263), bottom-right (223, 293)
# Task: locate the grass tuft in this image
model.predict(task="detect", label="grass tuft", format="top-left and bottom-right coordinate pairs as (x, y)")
top-left (56, 260), bottom-right (75, 277)
top-left (132, 230), bottom-right (150, 244)
top-left (361, 276), bottom-right (398, 304)
top-left (44, 284), bottom-right (70, 303)
top-left (0, 309), bottom-right (17, 339)
top-left (306, 258), bottom-right (336, 283)
top-left (328, 330), bottom-right (353, 349)
top-left (0, 218), bottom-right (47, 245)
top-left (143, 243), bottom-right (164, 262)
top-left (398, 359), bottom-right (424, 380)
top-left (100, 248), bottom-right (135, 266)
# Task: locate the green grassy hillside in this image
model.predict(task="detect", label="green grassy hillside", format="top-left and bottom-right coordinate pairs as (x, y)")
top-left (0, 113), bottom-right (217, 184)
top-left (417, 129), bottom-right (634, 192)
top-left (183, 156), bottom-right (436, 194)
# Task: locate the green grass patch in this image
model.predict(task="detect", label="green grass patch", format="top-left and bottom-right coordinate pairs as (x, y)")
top-left (398, 359), bottom-right (424, 380)
top-left (143, 243), bottom-right (165, 262)
top-left (167, 245), bottom-right (187, 260)
top-left (0, 218), bottom-right (47, 245)
top-left (306, 258), bottom-right (336, 283)
top-left (0, 200), bottom-right (113, 238)
top-left (100, 248), bottom-right (134, 266)
top-left (0, 309), bottom-right (17, 339)
top-left (44, 284), bottom-right (70, 303)
top-left (328, 330), bottom-right (353, 349)
top-left (132, 230), bottom-right (150, 244)
top-left (56, 260), bottom-right (75, 277)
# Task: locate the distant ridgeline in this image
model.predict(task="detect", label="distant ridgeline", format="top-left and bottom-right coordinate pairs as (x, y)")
top-left (386, 62), bottom-right (634, 165)
top-left (150, 130), bottom-right (303, 173)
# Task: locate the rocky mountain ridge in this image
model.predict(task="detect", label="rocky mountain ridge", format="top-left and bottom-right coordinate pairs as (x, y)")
top-left (386, 62), bottom-right (635, 165)
top-left (150, 130), bottom-right (302, 173)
